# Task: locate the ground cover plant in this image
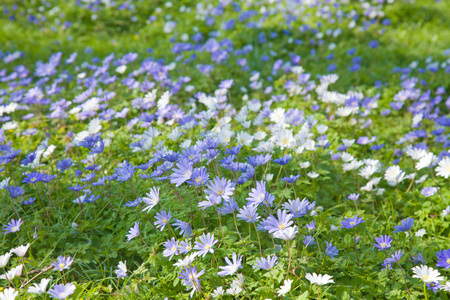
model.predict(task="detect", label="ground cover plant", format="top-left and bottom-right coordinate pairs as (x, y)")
top-left (1, 0), bottom-right (450, 299)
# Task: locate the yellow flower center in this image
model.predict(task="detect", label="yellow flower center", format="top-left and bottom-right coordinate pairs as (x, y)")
top-left (186, 246), bottom-right (191, 251)
top-left (217, 189), bottom-right (224, 196)
top-left (204, 244), bottom-right (210, 250)
top-left (171, 246), bottom-right (177, 252)
top-left (59, 263), bottom-right (65, 269)
top-left (350, 222), bottom-right (356, 226)
top-left (279, 224), bottom-right (286, 230)
top-left (163, 218), bottom-right (168, 224)
top-left (422, 275), bottom-right (429, 281)
top-left (447, 258), bottom-right (450, 264)
top-left (195, 177), bottom-right (202, 183)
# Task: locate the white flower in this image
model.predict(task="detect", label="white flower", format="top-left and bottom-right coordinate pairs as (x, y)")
top-left (343, 160), bottom-right (363, 172)
top-left (275, 129), bottom-right (295, 149)
top-left (115, 65), bottom-right (127, 74)
top-left (0, 264), bottom-right (23, 280)
top-left (442, 281), bottom-right (450, 292)
top-left (226, 286), bottom-right (242, 296)
top-left (143, 89), bottom-right (157, 104)
top-left (254, 131), bottom-right (266, 140)
top-left (157, 91), bottom-right (170, 110)
top-left (10, 244), bottom-right (30, 257)
top-left (415, 153), bottom-right (438, 170)
top-left (307, 172), bottom-right (319, 178)
top-left (330, 225), bottom-right (339, 231)
top-left (174, 253), bottom-right (197, 268)
top-left (0, 253), bottom-right (11, 268)
top-left (436, 156), bottom-right (450, 179)
top-left (385, 165), bottom-right (406, 186)
top-left (442, 206), bottom-right (450, 218)
top-left (341, 139), bottom-right (355, 147)
top-left (28, 278), bottom-right (50, 294)
top-left (316, 124), bottom-right (328, 134)
top-left (411, 265), bottom-right (443, 283)
top-left (305, 273), bottom-right (335, 285)
top-left (405, 146), bottom-right (427, 160)
top-left (299, 162), bottom-right (310, 169)
top-left (0, 178), bottom-right (10, 190)
top-left (340, 152), bottom-right (355, 162)
top-left (273, 226), bottom-right (298, 241)
top-left (236, 131), bottom-right (253, 146)
top-left (231, 274), bottom-right (245, 288)
top-left (211, 286), bottom-right (224, 298)
top-left (277, 279), bottom-right (293, 296)
top-left (0, 287), bottom-right (18, 300)
top-left (415, 229), bottom-right (426, 237)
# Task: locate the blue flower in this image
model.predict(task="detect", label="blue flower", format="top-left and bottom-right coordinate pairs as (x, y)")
top-left (3, 218), bottom-right (24, 234)
top-left (154, 210), bottom-right (171, 231)
top-left (193, 233), bottom-right (218, 257)
top-left (341, 215), bottom-right (365, 229)
top-left (163, 237), bottom-right (179, 260)
top-left (47, 283), bottom-right (76, 299)
top-left (436, 249), bottom-right (450, 269)
top-left (114, 160), bottom-right (135, 182)
top-left (7, 185), bottom-right (25, 198)
top-left (237, 205), bottom-right (260, 223)
top-left (170, 160), bottom-right (193, 187)
top-left (126, 222), bottom-right (140, 242)
top-left (217, 253), bottom-right (243, 276)
top-left (52, 256), bottom-right (74, 271)
top-left (325, 242), bottom-right (339, 260)
top-left (373, 235), bottom-right (393, 251)
top-left (393, 217), bottom-right (414, 233)
top-left (273, 155), bottom-right (292, 166)
top-left (303, 235), bottom-right (316, 247)
top-left (253, 255), bottom-right (278, 270)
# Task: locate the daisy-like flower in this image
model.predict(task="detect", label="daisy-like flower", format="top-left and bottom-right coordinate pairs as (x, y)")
top-left (0, 252), bottom-right (11, 268)
top-left (0, 287), bottom-right (18, 300)
top-left (273, 226), bottom-right (298, 241)
top-left (47, 283), bottom-right (76, 299)
top-left (435, 156), bottom-right (450, 178)
top-left (253, 255), bottom-right (278, 270)
top-left (237, 205), bottom-right (260, 223)
top-left (142, 187), bottom-right (160, 212)
top-left (193, 233), bottom-right (218, 257)
top-left (170, 160), bottom-right (193, 187)
top-left (325, 242), bottom-right (339, 260)
top-left (154, 210), bottom-right (171, 231)
top-left (52, 256), bottom-right (73, 271)
top-left (0, 264), bottom-right (23, 280)
top-left (217, 253), bottom-right (243, 276)
top-left (28, 278), bottom-right (50, 294)
top-left (305, 273), bottom-right (335, 285)
top-left (411, 265), bottom-right (444, 283)
top-left (277, 279), bottom-right (293, 296)
top-left (442, 206), bottom-right (450, 218)
top-left (441, 281), bottom-right (450, 291)
top-left (163, 237), bottom-right (179, 261)
top-left (178, 266), bottom-right (205, 295)
top-left (205, 177), bottom-right (235, 202)
top-left (373, 235), bottom-right (393, 251)
top-left (264, 209), bottom-right (294, 233)
top-left (282, 198), bottom-right (310, 217)
top-left (341, 215), bottom-right (365, 229)
top-left (384, 165), bottom-right (406, 186)
top-left (393, 217), bottom-right (414, 233)
top-left (415, 228), bottom-right (426, 237)
top-left (115, 261), bottom-right (127, 278)
top-left (211, 286), bottom-right (224, 298)
top-left (436, 249), bottom-right (450, 269)
top-left (174, 253), bottom-right (197, 269)
top-left (3, 218), bottom-right (24, 234)
top-left (10, 243), bottom-right (30, 257)
top-left (126, 222), bottom-right (140, 242)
